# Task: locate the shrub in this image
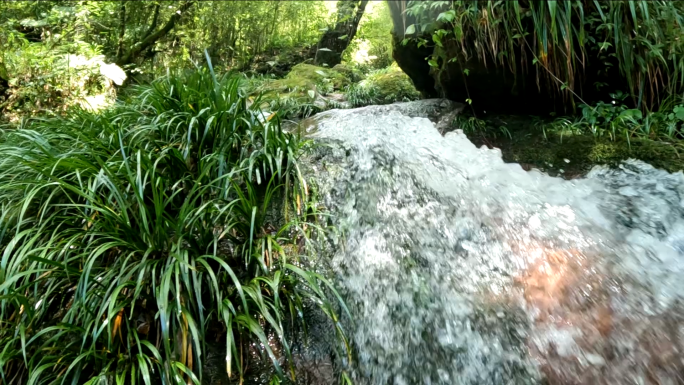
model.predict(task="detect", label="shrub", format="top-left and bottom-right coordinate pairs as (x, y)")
top-left (534, 92), bottom-right (684, 142)
top-left (0, 20), bottom-right (122, 121)
top-left (0, 66), bottom-right (348, 384)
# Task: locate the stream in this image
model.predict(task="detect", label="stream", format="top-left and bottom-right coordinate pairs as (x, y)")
top-left (304, 100), bottom-right (684, 384)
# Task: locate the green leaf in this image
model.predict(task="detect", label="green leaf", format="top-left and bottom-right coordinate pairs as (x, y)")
top-left (405, 24), bottom-right (416, 35)
top-left (428, 59), bottom-right (438, 67)
top-left (674, 107), bottom-right (684, 121)
top-left (338, 34), bottom-right (348, 40)
top-left (436, 10), bottom-right (455, 22)
top-left (432, 34), bottom-right (443, 47)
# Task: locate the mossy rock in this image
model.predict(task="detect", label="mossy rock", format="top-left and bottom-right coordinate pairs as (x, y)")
top-left (285, 63), bottom-right (349, 90)
top-left (465, 117), bottom-right (684, 177)
top-left (259, 77), bottom-right (312, 100)
top-left (587, 138), bottom-right (684, 172)
top-left (258, 63), bottom-right (349, 102)
top-left (516, 137), bottom-right (682, 175)
top-left (332, 63), bottom-right (364, 83)
top-left (361, 66), bottom-right (421, 104)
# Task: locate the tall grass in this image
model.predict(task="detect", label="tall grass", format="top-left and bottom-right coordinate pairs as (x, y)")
top-left (0, 66), bottom-right (348, 384)
top-left (406, 0), bottom-right (684, 110)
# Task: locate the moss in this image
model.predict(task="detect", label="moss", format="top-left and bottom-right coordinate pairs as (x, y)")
top-left (248, 63), bottom-right (355, 118)
top-left (259, 78), bottom-right (311, 100)
top-left (602, 138), bottom-right (684, 172)
top-left (332, 63), bottom-right (364, 83)
top-left (466, 117), bottom-right (684, 177)
top-left (348, 65), bottom-right (421, 107)
top-left (367, 67), bottom-right (420, 104)
top-left (285, 63), bottom-right (349, 90)
top-left (256, 63), bottom-right (350, 103)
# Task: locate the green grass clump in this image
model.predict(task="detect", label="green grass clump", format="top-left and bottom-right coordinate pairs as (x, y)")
top-left (0, 66), bottom-right (348, 384)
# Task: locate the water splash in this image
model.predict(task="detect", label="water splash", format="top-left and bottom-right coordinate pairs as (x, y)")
top-left (307, 101), bottom-right (684, 384)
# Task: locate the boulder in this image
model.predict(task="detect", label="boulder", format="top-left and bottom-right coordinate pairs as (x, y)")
top-left (332, 63), bottom-right (364, 83)
top-left (390, 34), bottom-right (437, 99)
top-left (346, 65), bottom-right (421, 107)
top-left (254, 63), bottom-right (352, 118)
top-left (387, 4), bottom-right (622, 115)
top-left (260, 64), bottom-right (347, 95)
top-left (286, 63), bottom-right (350, 90)
top-left (245, 46), bottom-right (315, 78)
top-left (367, 66), bottom-right (421, 103)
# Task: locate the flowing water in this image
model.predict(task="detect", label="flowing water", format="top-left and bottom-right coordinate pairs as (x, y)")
top-left (304, 100), bottom-right (684, 385)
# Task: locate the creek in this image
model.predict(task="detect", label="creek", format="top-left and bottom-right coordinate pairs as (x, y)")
top-left (303, 100), bottom-right (684, 384)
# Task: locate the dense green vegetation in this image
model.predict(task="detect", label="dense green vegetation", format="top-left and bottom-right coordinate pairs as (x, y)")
top-left (0, 1), bottom-right (403, 121)
top-left (403, 0), bottom-right (684, 142)
top-left (1, 0), bottom-right (684, 383)
top-left (0, 1), bottom-right (332, 117)
top-left (0, 2), bottom-right (398, 382)
top-left (0, 64), bottom-right (351, 384)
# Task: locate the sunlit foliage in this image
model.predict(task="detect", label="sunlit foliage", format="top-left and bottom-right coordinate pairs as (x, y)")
top-left (0, 65), bottom-right (349, 384)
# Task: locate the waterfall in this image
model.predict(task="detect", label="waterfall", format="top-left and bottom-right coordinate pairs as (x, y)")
top-left (305, 100), bottom-right (684, 384)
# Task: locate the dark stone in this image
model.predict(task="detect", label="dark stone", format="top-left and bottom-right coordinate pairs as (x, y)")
top-left (387, 3), bottom-right (628, 115)
top-left (435, 47), bottom-right (566, 114)
top-left (391, 34), bottom-right (437, 99)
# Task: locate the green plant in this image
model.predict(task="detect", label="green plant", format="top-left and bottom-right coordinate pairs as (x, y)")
top-left (454, 114), bottom-right (511, 139)
top-left (533, 93), bottom-right (684, 143)
top-left (404, 0), bottom-right (684, 110)
top-left (345, 82), bottom-right (381, 107)
top-left (0, 65), bottom-right (348, 384)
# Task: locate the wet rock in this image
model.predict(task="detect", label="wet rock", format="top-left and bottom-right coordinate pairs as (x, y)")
top-left (387, 5), bottom-right (624, 114)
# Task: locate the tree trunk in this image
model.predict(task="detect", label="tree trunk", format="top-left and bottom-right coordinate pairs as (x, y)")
top-left (116, 1), bottom-right (195, 67)
top-left (115, 1), bottom-right (126, 59)
top-left (141, 4), bottom-right (161, 41)
top-left (314, 0), bottom-right (369, 67)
